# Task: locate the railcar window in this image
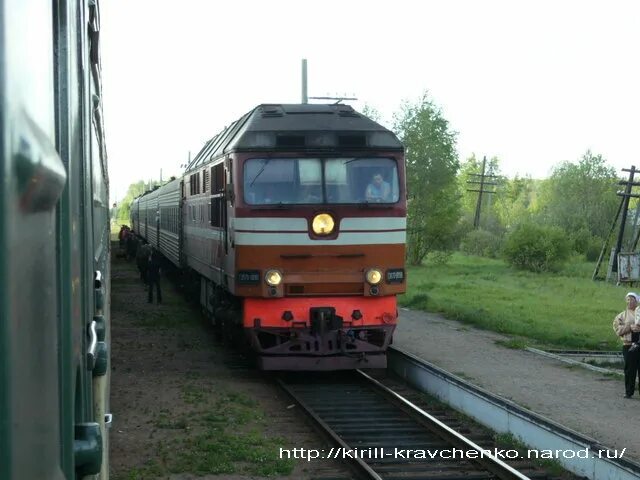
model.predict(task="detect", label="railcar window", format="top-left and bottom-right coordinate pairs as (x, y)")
top-left (243, 157), bottom-right (399, 205)
top-left (212, 163), bottom-right (224, 193)
top-left (203, 169), bottom-right (209, 192)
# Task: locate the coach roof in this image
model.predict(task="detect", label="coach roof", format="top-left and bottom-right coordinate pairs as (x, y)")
top-left (185, 103), bottom-right (402, 172)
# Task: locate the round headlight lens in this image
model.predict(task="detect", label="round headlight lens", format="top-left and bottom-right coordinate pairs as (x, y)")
top-left (312, 213), bottom-right (335, 235)
top-left (366, 269), bottom-right (382, 285)
top-left (265, 269), bottom-right (283, 286)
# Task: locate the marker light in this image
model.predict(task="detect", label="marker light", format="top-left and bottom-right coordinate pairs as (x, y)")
top-left (366, 269), bottom-right (382, 285)
top-left (312, 213), bottom-right (335, 235)
top-left (265, 269), bottom-right (283, 286)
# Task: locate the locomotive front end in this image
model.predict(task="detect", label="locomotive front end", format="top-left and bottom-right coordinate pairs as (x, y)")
top-left (231, 105), bottom-right (406, 370)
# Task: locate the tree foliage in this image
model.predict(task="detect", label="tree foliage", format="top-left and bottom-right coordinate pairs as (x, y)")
top-left (536, 150), bottom-right (618, 239)
top-left (493, 175), bottom-right (540, 230)
top-left (360, 104), bottom-right (382, 123)
top-left (116, 180), bottom-right (152, 225)
top-left (393, 93), bottom-right (460, 265)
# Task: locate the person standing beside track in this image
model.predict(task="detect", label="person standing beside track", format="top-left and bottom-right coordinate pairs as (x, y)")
top-left (136, 241), bottom-right (151, 285)
top-left (147, 249), bottom-right (162, 304)
top-left (613, 292), bottom-right (640, 398)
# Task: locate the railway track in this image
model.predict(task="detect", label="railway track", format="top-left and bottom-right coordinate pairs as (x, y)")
top-left (279, 370), bottom-right (565, 480)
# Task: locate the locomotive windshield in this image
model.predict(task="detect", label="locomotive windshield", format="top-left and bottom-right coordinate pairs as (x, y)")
top-left (243, 157), bottom-right (400, 205)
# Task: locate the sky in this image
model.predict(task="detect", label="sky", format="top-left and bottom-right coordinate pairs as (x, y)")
top-left (101, 0), bottom-right (640, 202)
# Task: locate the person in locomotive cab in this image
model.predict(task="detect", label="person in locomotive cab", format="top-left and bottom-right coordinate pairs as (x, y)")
top-left (262, 185), bottom-right (276, 204)
top-left (365, 173), bottom-right (391, 202)
top-left (299, 184), bottom-right (322, 203)
top-left (147, 248), bottom-right (162, 304)
top-left (613, 291), bottom-right (640, 398)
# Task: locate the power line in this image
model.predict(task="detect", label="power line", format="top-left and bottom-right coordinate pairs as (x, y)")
top-left (466, 156), bottom-right (498, 229)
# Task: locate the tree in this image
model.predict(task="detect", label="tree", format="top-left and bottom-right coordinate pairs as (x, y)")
top-left (360, 104), bottom-right (382, 123)
top-left (493, 175), bottom-right (539, 230)
top-left (116, 180), bottom-right (151, 225)
top-left (536, 150), bottom-right (618, 239)
top-left (393, 92), bottom-right (460, 265)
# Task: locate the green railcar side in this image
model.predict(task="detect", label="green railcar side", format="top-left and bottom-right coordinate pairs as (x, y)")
top-left (0, 0), bottom-right (111, 479)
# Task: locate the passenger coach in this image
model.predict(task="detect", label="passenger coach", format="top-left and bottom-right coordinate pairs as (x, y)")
top-left (137, 103), bottom-right (406, 370)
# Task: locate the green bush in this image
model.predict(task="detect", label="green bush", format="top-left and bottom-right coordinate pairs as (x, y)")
top-left (585, 237), bottom-right (603, 262)
top-left (503, 223), bottom-right (571, 272)
top-left (427, 250), bottom-right (453, 265)
top-left (460, 229), bottom-right (503, 258)
top-left (569, 227), bottom-right (592, 254)
top-left (451, 217), bottom-right (475, 249)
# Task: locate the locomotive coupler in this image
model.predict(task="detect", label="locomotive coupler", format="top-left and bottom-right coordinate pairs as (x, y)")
top-left (309, 307), bottom-right (343, 336)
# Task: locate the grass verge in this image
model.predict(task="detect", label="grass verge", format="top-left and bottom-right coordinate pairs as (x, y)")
top-left (111, 249), bottom-right (295, 479)
top-left (400, 253), bottom-right (627, 350)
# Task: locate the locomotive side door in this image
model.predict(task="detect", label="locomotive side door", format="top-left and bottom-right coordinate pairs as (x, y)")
top-left (209, 162), bottom-right (226, 285)
top-left (223, 157), bottom-right (230, 255)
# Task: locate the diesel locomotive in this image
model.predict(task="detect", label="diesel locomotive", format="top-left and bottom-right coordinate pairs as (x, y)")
top-left (132, 103), bottom-right (406, 370)
top-left (0, 0), bottom-right (111, 479)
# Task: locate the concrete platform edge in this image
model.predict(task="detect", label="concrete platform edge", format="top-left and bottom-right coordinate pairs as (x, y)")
top-left (388, 346), bottom-right (640, 480)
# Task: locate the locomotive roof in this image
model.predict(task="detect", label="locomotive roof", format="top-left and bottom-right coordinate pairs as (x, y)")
top-left (185, 103), bottom-right (402, 172)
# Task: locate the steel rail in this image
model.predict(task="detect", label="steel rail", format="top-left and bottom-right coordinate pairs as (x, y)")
top-left (387, 346), bottom-right (640, 480)
top-left (278, 372), bottom-right (534, 480)
top-left (276, 377), bottom-right (384, 480)
top-left (357, 369), bottom-right (531, 480)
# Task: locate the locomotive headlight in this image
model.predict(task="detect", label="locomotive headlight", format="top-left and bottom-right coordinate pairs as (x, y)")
top-left (265, 269), bottom-right (283, 286)
top-left (365, 269), bottom-right (382, 285)
top-left (312, 213), bottom-right (335, 235)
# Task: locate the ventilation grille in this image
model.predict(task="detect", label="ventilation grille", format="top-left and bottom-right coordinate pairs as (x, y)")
top-left (276, 135), bottom-right (305, 147)
top-left (338, 135), bottom-right (367, 147)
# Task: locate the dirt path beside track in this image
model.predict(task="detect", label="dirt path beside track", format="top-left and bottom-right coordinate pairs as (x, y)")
top-left (394, 307), bottom-right (640, 461)
top-left (109, 248), bottom-right (346, 480)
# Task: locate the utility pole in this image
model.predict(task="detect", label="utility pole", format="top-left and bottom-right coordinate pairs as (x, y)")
top-left (614, 167), bottom-right (637, 261)
top-left (466, 156), bottom-right (499, 229)
top-left (593, 165), bottom-right (640, 281)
